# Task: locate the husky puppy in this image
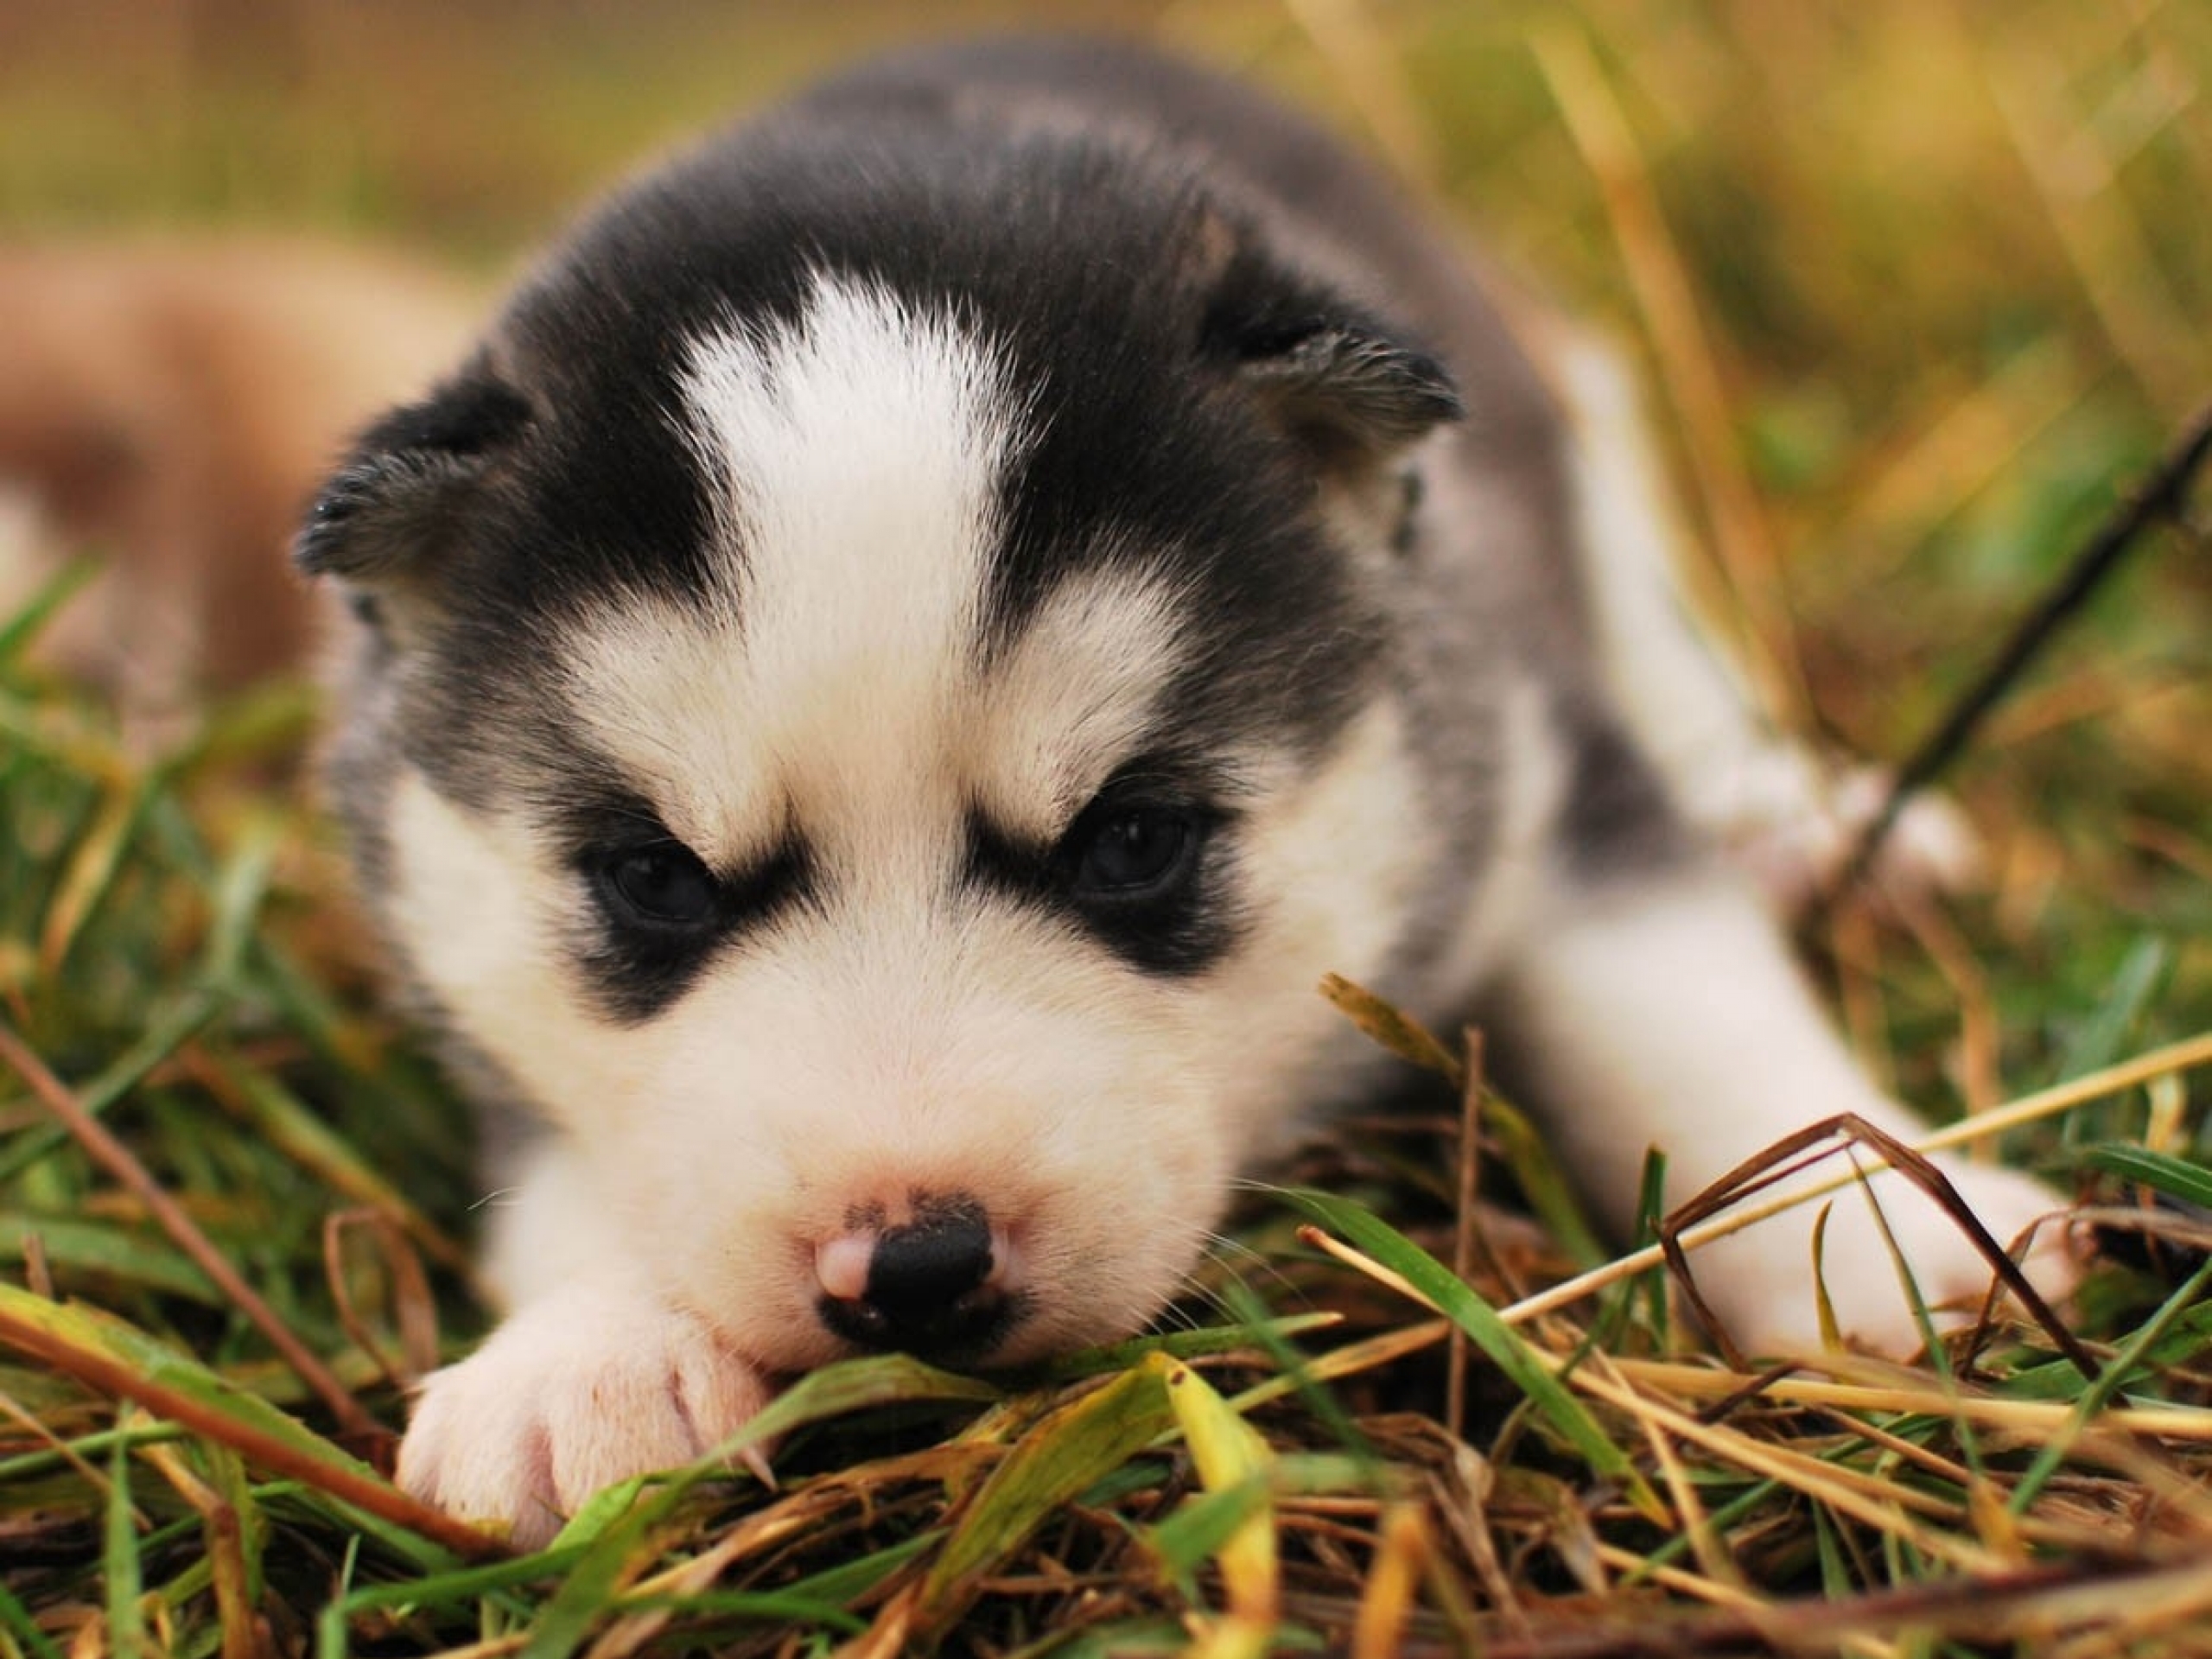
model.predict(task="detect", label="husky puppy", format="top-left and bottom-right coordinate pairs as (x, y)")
top-left (297, 39), bottom-right (2072, 1544)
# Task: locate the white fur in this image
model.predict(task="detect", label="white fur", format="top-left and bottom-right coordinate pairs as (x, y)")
top-left (1553, 336), bottom-right (1772, 804)
top-left (1492, 867), bottom-right (2069, 1354)
top-left (1187, 698), bottom-right (1440, 1160)
top-left (1530, 333), bottom-right (2054, 1350)
top-left (397, 1268), bottom-right (772, 1548)
top-left (1556, 334), bottom-right (1980, 907)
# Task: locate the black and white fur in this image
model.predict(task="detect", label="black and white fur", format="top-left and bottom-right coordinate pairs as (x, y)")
top-left (297, 39), bottom-right (2070, 1546)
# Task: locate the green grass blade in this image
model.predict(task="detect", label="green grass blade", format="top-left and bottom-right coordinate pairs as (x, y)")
top-left (2078, 1144), bottom-right (2212, 1210)
top-left (713, 1350), bottom-right (1001, 1465)
top-left (507, 1352), bottom-right (1007, 1659)
top-left (0, 1214), bottom-right (224, 1301)
top-left (921, 1352), bottom-right (1180, 1617)
top-left (1146, 1475), bottom-right (1271, 1581)
top-left (2009, 1253), bottom-right (2212, 1515)
top-left (0, 1579), bottom-right (67, 1659)
top-left (1276, 1186), bottom-right (1664, 1522)
top-left (0, 993), bottom-right (220, 1185)
top-left (1039, 1311), bottom-right (1343, 1381)
top-left (2056, 937), bottom-right (2174, 1084)
top-left (1485, 1094), bottom-right (1611, 1269)
top-left (103, 1436), bottom-right (145, 1659)
top-left (319, 1548), bottom-right (590, 1659)
top-left (779, 1529), bottom-right (943, 1605)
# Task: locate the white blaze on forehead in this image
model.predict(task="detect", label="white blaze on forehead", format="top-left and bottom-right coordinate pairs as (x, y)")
top-left (683, 273), bottom-right (1021, 696)
top-left (565, 272), bottom-right (1192, 871)
top-left (566, 273), bottom-right (1028, 865)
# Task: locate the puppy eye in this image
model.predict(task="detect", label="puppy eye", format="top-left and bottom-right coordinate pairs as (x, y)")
top-left (598, 842), bottom-right (717, 926)
top-left (1067, 803), bottom-right (1199, 900)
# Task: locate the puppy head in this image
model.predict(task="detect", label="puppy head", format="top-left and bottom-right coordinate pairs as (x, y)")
top-left (298, 143), bottom-right (1459, 1370)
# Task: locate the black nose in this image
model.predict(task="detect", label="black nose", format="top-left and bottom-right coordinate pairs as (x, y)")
top-left (818, 1198), bottom-right (1010, 1360)
top-left (870, 1205), bottom-right (993, 1312)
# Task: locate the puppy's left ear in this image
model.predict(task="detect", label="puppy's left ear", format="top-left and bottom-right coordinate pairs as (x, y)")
top-left (294, 368), bottom-right (531, 588)
top-left (1236, 321), bottom-right (1463, 459)
top-left (1207, 254), bottom-right (1462, 465)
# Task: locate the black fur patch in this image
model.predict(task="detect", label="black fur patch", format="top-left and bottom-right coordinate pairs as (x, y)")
top-left (540, 782), bottom-right (816, 1025)
top-left (294, 374), bottom-right (533, 582)
top-left (964, 791), bottom-right (1243, 979)
top-left (1557, 702), bottom-right (1692, 880)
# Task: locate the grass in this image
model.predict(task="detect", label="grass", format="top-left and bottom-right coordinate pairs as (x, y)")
top-left (3, 1), bottom-right (2210, 1653)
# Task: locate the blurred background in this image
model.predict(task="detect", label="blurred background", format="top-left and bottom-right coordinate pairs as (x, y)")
top-left (2, 0), bottom-right (2208, 1091)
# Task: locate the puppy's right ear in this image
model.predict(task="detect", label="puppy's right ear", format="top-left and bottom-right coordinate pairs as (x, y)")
top-left (294, 372), bottom-right (531, 587)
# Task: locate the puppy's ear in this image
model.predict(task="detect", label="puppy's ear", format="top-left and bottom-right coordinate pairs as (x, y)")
top-left (1205, 251), bottom-right (1462, 464)
top-left (294, 371), bottom-right (531, 587)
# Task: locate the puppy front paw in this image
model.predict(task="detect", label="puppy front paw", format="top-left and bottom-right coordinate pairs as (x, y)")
top-left (1685, 749), bottom-right (1983, 916)
top-left (1684, 1157), bottom-right (2080, 1362)
top-left (397, 1288), bottom-right (774, 1549)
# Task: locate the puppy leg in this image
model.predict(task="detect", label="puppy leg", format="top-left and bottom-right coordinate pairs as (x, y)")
top-left (398, 1139), bottom-right (772, 1548)
top-left (1554, 337), bottom-right (1977, 908)
top-left (1489, 865), bottom-right (2073, 1357)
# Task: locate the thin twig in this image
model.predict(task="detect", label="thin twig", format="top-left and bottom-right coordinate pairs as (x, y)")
top-left (1834, 400), bottom-right (2212, 899)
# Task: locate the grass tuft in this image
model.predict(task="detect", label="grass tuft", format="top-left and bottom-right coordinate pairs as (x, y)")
top-left (3, 2), bottom-right (2209, 1651)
